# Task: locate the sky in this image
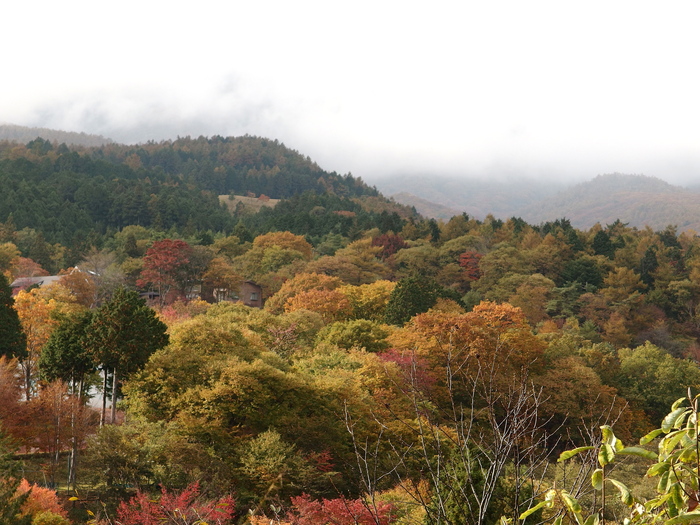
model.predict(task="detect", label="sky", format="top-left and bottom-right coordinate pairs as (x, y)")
top-left (3, 1), bottom-right (700, 184)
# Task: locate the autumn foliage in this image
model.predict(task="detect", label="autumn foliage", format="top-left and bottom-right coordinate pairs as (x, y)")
top-left (116, 482), bottom-right (235, 525)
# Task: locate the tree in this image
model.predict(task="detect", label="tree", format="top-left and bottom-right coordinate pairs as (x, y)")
top-left (384, 276), bottom-right (442, 325)
top-left (316, 319), bottom-right (390, 353)
top-left (0, 431), bottom-right (31, 525)
top-left (285, 289), bottom-right (352, 323)
top-left (265, 273), bottom-right (344, 314)
top-left (86, 288), bottom-right (168, 425)
top-left (0, 273), bottom-right (25, 360)
top-left (202, 256), bottom-right (243, 302)
top-left (252, 231), bottom-right (313, 260)
top-left (137, 239), bottom-right (193, 305)
top-left (13, 285), bottom-right (81, 401)
top-left (39, 310), bottom-right (95, 398)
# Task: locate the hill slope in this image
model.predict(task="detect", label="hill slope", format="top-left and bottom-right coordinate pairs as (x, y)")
top-left (518, 173), bottom-right (700, 230)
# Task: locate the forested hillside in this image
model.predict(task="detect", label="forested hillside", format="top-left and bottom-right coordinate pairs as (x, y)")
top-left (3, 134), bottom-right (700, 524)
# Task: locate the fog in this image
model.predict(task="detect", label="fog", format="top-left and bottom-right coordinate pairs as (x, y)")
top-left (4, 1), bottom-right (700, 185)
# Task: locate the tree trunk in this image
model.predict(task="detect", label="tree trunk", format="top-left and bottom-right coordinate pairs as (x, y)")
top-left (110, 365), bottom-right (118, 424)
top-left (100, 368), bottom-right (108, 427)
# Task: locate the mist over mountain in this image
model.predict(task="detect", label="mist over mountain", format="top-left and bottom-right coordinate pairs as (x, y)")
top-left (0, 123), bottom-right (114, 147)
top-left (373, 175), bottom-right (566, 220)
top-left (384, 172), bottom-right (700, 232)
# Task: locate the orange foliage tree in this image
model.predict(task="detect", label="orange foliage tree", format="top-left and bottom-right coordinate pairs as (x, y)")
top-left (284, 289), bottom-right (352, 323)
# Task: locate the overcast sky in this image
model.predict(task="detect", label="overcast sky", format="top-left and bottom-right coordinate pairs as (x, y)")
top-left (3, 1), bottom-right (700, 184)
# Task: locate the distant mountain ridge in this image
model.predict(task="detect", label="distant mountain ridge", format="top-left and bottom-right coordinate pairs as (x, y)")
top-left (519, 173), bottom-right (700, 231)
top-left (0, 123), bottom-right (114, 147)
top-left (382, 173), bottom-right (700, 232)
top-left (373, 175), bottom-right (565, 219)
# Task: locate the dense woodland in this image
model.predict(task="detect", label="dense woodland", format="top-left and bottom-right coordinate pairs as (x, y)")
top-left (2, 136), bottom-right (700, 524)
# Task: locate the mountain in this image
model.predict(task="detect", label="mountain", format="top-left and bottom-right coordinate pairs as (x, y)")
top-left (0, 131), bottom-right (414, 262)
top-left (373, 175), bottom-right (565, 220)
top-left (518, 173), bottom-right (700, 231)
top-left (388, 192), bottom-right (463, 220)
top-left (379, 172), bottom-right (700, 232)
top-left (0, 123), bottom-right (114, 147)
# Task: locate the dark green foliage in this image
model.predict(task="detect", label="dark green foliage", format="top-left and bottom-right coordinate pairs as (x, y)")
top-left (559, 257), bottom-right (603, 288)
top-left (592, 230), bottom-right (615, 258)
top-left (384, 276), bottom-right (442, 325)
top-left (241, 191), bottom-right (408, 239)
top-left (87, 288), bottom-right (169, 376)
top-left (0, 274), bottom-right (26, 360)
top-left (39, 310), bottom-right (95, 391)
top-left (0, 136), bottom-right (384, 254)
top-left (639, 246), bottom-right (659, 286)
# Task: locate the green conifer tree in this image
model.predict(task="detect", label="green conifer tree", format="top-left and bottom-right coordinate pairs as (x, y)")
top-left (0, 274), bottom-right (26, 360)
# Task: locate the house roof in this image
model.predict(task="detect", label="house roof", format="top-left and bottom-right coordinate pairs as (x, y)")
top-left (10, 275), bottom-right (62, 289)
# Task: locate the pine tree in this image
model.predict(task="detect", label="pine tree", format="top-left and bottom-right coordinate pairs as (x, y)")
top-left (86, 288), bottom-right (168, 425)
top-left (0, 274), bottom-right (26, 360)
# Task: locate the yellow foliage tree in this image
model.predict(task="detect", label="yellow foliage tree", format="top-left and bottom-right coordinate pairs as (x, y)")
top-left (14, 284), bottom-right (82, 400)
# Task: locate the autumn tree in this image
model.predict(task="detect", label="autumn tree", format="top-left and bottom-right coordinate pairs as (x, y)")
top-left (339, 280), bottom-right (396, 321)
top-left (252, 231), bottom-right (314, 260)
top-left (14, 285), bottom-right (81, 400)
top-left (0, 273), bottom-right (25, 360)
top-left (202, 256), bottom-right (243, 302)
top-left (285, 289), bottom-right (352, 323)
top-left (137, 239), bottom-right (193, 305)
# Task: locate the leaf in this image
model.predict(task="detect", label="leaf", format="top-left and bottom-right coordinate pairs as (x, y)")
top-left (664, 511), bottom-right (700, 525)
top-left (658, 470), bottom-right (671, 493)
top-left (640, 428), bottom-right (664, 445)
top-left (519, 501), bottom-right (548, 521)
top-left (69, 496), bottom-right (79, 501)
top-left (672, 397), bottom-right (688, 411)
top-left (584, 514), bottom-right (600, 525)
top-left (591, 469), bottom-right (604, 490)
top-left (678, 446), bottom-right (698, 463)
top-left (661, 431), bottom-right (687, 455)
top-left (601, 425), bottom-right (621, 449)
top-left (598, 443), bottom-right (615, 466)
top-left (647, 462), bottom-right (671, 477)
top-left (645, 493), bottom-right (672, 511)
top-left (609, 479), bottom-right (634, 506)
top-left (617, 446), bottom-right (658, 460)
top-left (662, 408), bottom-right (690, 433)
top-left (561, 492), bottom-right (583, 521)
top-left (558, 446), bottom-right (594, 462)
top-left (671, 483), bottom-right (684, 517)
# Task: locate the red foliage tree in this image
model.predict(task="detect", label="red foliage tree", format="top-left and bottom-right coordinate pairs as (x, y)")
top-left (458, 250), bottom-right (483, 281)
top-left (287, 494), bottom-right (395, 525)
top-left (117, 482), bottom-right (235, 525)
top-left (371, 234), bottom-right (408, 260)
top-left (137, 239), bottom-right (192, 305)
